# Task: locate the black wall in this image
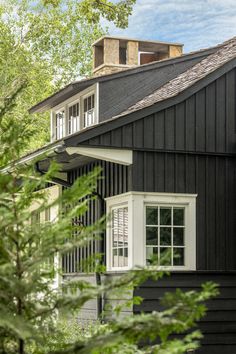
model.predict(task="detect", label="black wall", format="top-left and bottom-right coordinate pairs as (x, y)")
top-left (134, 272), bottom-right (236, 354)
top-left (131, 151), bottom-right (236, 271)
top-left (68, 160), bottom-right (130, 199)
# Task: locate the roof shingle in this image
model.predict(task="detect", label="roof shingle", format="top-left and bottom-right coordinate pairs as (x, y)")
top-left (121, 36), bottom-right (236, 116)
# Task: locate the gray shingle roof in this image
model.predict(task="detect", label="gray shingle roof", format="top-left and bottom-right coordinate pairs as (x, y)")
top-left (120, 36), bottom-right (236, 116)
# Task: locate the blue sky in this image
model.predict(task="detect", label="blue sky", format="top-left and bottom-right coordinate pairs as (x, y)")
top-left (106, 0), bottom-right (236, 53)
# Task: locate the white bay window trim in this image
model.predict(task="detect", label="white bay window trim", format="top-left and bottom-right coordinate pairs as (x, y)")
top-left (105, 192), bottom-right (197, 271)
top-left (106, 196), bottom-right (133, 271)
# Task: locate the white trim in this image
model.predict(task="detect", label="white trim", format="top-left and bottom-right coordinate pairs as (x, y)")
top-left (138, 51), bottom-right (156, 65)
top-left (82, 90), bottom-right (96, 128)
top-left (52, 84), bottom-right (98, 112)
top-left (50, 111), bottom-right (54, 142)
top-left (106, 192), bottom-right (197, 271)
top-left (107, 202), bottom-right (130, 271)
top-left (105, 191), bottom-right (198, 201)
top-left (67, 100), bottom-right (80, 135)
top-left (51, 83), bottom-right (99, 141)
top-left (66, 147), bottom-right (133, 166)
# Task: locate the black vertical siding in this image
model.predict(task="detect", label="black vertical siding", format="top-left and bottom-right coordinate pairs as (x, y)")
top-left (62, 161), bottom-right (129, 274)
top-left (134, 272), bottom-right (236, 354)
top-left (132, 151), bottom-right (236, 271)
top-left (68, 160), bottom-right (129, 199)
top-left (85, 68), bottom-right (236, 155)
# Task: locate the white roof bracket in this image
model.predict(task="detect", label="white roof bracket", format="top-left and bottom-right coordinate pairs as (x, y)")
top-left (66, 147), bottom-right (133, 166)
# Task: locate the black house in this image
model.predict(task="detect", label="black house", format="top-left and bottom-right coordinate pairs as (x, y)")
top-left (17, 36), bottom-right (236, 353)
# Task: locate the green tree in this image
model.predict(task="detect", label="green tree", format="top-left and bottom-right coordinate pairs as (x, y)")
top-left (0, 84), bottom-right (218, 354)
top-left (0, 0), bottom-right (136, 150)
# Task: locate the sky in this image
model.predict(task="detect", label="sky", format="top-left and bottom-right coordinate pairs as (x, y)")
top-left (106, 0), bottom-right (236, 53)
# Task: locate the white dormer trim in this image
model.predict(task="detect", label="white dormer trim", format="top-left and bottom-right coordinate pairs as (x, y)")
top-left (51, 83), bottom-right (99, 142)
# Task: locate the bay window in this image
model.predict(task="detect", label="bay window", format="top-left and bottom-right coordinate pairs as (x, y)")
top-left (106, 192), bottom-right (196, 271)
top-left (111, 206), bottom-right (128, 268)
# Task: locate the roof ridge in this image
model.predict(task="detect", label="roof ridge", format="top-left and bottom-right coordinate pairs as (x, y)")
top-left (120, 36), bottom-right (236, 116)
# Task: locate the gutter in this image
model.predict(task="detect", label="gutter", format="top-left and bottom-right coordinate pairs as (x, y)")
top-left (1, 141), bottom-right (65, 174)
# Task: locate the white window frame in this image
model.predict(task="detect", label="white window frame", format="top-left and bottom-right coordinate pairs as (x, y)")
top-left (54, 108), bottom-right (65, 140)
top-left (106, 195), bottom-right (133, 271)
top-left (68, 99), bottom-right (80, 135)
top-left (50, 83), bottom-right (99, 142)
top-left (82, 91), bottom-right (96, 128)
top-left (105, 192), bottom-right (197, 271)
top-left (110, 204), bottom-right (129, 270)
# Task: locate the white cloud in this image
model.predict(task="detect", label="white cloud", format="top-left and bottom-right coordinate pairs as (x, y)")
top-left (106, 0), bottom-right (236, 52)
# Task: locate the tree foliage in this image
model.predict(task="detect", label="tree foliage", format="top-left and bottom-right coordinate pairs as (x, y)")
top-left (0, 85), bottom-right (219, 354)
top-left (0, 0), bottom-right (136, 150)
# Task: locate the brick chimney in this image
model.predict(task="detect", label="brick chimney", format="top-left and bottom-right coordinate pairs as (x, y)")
top-left (92, 36), bottom-right (183, 76)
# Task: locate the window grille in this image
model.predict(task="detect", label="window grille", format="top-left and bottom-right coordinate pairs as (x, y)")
top-left (146, 206), bottom-right (185, 266)
top-left (68, 102), bottom-right (79, 134)
top-left (83, 94), bottom-right (95, 128)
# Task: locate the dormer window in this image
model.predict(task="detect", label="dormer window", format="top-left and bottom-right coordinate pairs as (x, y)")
top-left (68, 102), bottom-right (79, 134)
top-left (51, 84), bottom-right (98, 142)
top-left (55, 110), bottom-right (65, 140)
top-left (83, 93), bottom-right (95, 128)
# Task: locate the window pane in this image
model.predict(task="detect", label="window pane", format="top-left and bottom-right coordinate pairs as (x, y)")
top-left (83, 94), bottom-right (95, 128)
top-left (69, 103), bottom-right (79, 134)
top-left (160, 247), bottom-right (171, 265)
top-left (146, 247), bottom-right (157, 265)
top-left (45, 207), bottom-right (51, 222)
top-left (160, 207), bottom-right (171, 225)
top-left (31, 211), bottom-right (40, 225)
top-left (145, 204), bottom-right (187, 268)
top-left (146, 207), bottom-right (158, 225)
top-left (88, 96), bottom-right (91, 110)
top-left (84, 97), bottom-right (88, 111)
top-left (173, 228), bottom-right (184, 246)
top-left (112, 206), bottom-right (128, 268)
top-left (56, 110), bottom-right (65, 139)
top-left (92, 94), bottom-right (95, 107)
top-left (160, 227), bottom-right (171, 245)
top-left (118, 248), bottom-right (124, 267)
top-left (112, 229), bottom-right (118, 247)
top-left (146, 227), bottom-right (158, 245)
top-left (174, 208), bottom-right (184, 226)
top-left (173, 248), bottom-right (184, 266)
top-left (113, 248), bottom-right (118, 267)
top-left (124, 248), bottom-right (128, 266)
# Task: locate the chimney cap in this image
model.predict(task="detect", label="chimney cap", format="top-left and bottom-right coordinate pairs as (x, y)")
top-left (92, 35), bottom-right (184, 48)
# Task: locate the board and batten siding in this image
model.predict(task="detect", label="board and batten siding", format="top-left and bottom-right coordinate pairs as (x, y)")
top-left (63, 160), bottom-right (130, 273)
top-left (62, 161), bottom-right (130, 320)
top-left (84, 68), bottom-right (236, 154)
top-left (80, 67), bottom-right (236, 271)
top-left (134, 272), bottom-right (236, 354)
